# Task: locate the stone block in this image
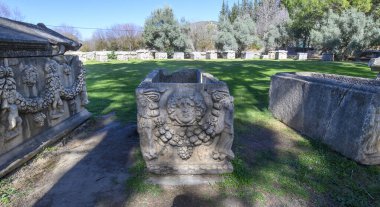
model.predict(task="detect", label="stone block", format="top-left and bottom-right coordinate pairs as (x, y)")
top-left (155, 52), bottom-right (168, 60)
top-left (322, 53), bottom-right (334, 61)
top-left (369, 58), bottom-right (380, 71)
top-left (269, 72), bottom-right (380, 165)
top-left (222, 51), bottom-right (235, 59)
top-left (261, 55), bottom-right (269, 59)
top-left (241, 51), bottom-right (260, 59)
top-left (136, 50), bottom-right (154, 60)
top-left (173, 52), bottom-right (184, 60)
top-left (136, 69), bottom-right (235, 174)
top-left (296, 53), bottom-right (308, 60)
top-left (268, 51), bottom-right (276, 59)
top-left (275, 50), bottom-right (288, 60)
top-left (206, 51), bottom-right (218, 59)
top-left (190, 52), bottom-right (206, 60)
top-left (95, 51), bottom-right (109, 62)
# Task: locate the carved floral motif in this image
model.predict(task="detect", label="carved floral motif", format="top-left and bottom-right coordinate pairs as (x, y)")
top-left (0, 58), bottom-right (88, 141)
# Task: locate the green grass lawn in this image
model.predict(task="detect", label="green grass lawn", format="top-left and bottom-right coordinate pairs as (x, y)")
top-left (85, 59), bottom-right (380, 206)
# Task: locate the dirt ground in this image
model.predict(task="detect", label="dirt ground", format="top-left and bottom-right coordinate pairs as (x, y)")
top-left (1, 114), bottom-right (308, 207)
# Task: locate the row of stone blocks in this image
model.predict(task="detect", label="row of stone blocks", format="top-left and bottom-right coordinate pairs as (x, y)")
top-left (68, 50), bottom-right (306, 62)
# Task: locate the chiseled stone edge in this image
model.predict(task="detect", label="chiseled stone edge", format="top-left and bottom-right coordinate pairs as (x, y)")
top-left (147, 162), bottom-right (233, 175)
top-left (0, 110), bottom-right (91, 178)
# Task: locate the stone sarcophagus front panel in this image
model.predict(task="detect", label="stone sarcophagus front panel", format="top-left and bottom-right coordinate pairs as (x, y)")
top-left (136, 69), bottom-right (234, 174)
top-left (0, 17), bottom-right (90, 175)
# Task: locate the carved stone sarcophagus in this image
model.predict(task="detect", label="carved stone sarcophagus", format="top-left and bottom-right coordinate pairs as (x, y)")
top-left (0, 17), bottom-right (90, 175)
top-left (136, 69), bottom-right (234, 174)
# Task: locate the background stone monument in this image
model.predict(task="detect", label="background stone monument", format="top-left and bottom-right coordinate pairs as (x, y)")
top-left (269, 72), bottom-right (380, 165)
top-left (0, 17), bottom-right (90, 176)
top-left (136, 69), bottom-right (234, 174)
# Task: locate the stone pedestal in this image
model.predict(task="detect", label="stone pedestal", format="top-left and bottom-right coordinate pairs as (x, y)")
top-left (369, 58), bottom-right (380, 79)
top-left (136, 69), bottom-right (234, 174)
top-left (173, 52), bottom-right (184, 60)
top-left (137, 50), bottom-right (154, 60)
top-left (241, 51), bottom-right (260, 59)
top-left (115, 51), bottom-right (132, 61)
top-left (190, 52), bottom-right (206, 60)
top-left (275, 50), bottom-right (288, 60)
top-left (268, 51), bottom-right (276, 59)
top-left (95, 51), bottom-right (109, 62)
top-left (322, 53), bottom-right (334, 61)
top-left (206, 51), bottom-right (218, 60)
top-left (296, 53), bottom-right (308, 60)
top-left (269, 72), bottom-right (380, 165)
top-left (0, 18), bottom-right (90, 176)
top-left (155, 52), bottom-right (168, 60)
top-left (222, 51), bottom-right (235, 59)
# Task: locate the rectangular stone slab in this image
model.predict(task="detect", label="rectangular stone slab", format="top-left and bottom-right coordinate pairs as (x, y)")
top-left (136, 69), bottom-right (235, 174)
top-left (269, 72), bottom-right (380, 165)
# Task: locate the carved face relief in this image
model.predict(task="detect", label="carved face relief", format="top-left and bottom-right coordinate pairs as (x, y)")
top-left (22, 66), bottom-right (38, 87)
top-left (62, 64), bottom-right (71, 75)
top-left (167, 93), bottom-right (206, 125)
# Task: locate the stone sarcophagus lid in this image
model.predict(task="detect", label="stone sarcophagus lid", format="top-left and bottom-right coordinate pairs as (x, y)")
top-left (0, 17), bottom-right (90, 176)
top-left (136, 69), bottom-right (234, 174)
top-left (269, 72), bottom-right (380, 165)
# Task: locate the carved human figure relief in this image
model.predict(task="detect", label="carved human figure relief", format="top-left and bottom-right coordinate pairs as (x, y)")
top-left (136, 88), bottom-right (166, 160)
top-left (209, 90), bottom-right (235, 161)
top-left (21, 64), bottom-right (38, 97)
top-left (44, 60), bottom-right (64, 119)
top-left (0, 66), bottom-right (22, 141)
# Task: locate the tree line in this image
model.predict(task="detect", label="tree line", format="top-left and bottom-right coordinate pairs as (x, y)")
top-left (82, 0), bottom-right (380, 60)
top-left (1, 0), bottom-right (379, 60)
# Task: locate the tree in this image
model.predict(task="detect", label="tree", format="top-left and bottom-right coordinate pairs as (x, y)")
top-left (262, 22), bottom-right (290, 51)
top-left (143, 6), bottom-right (190, 54)
top-left (282, 0), bottom-right (374, 49)
top-left (105, 24), bottom-right (144, 51)
top-left (215, 14), bottom-right (238, 51)
top-left (255, 0), bottom-right (289, 39)
top-left (310, 8), bottom-right (380, 60)
top-left (53, 24), bottom-right (82, 42)
top-left (0, 1), bottom-right (24, 20)
top-left (232, 15), bottom-right (260, 53)
top-left (189, 22), bottom-right (217, 51)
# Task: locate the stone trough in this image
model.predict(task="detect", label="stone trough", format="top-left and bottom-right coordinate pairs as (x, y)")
top-left (136, 69), bottom-right (234, 174)
top-left (269, 72), bottom-right (380, 165)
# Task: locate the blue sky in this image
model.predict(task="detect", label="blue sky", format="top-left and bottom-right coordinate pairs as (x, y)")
top-left (5, 0), bottom-right (238, 40)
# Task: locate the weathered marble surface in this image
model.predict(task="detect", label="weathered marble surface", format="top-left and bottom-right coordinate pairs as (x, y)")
top-left (242, 51), bottom-right (260, 59)
top-left (136, 69), bottom-right (234, 174)
top-left (155, 52), bottom-right (168, 60)
top-left (0, 55), bottom-right (90, 170)
top-left (296, 53), bottom-right (308, 60)
top-left (0, 17), bottom-right (90, 175)
top-left (173, 52), bottom-right (184, 60)
top-left (269, 72), bottom-right (380, 165)
top-left (275, 50), bottom-right (288, 60)
top-left (206, 51), bottom-right (218, 60)
top-left (222, 51), bottom-right (235, 59)
top-left (190, 52), bottom-right (206, 60)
